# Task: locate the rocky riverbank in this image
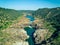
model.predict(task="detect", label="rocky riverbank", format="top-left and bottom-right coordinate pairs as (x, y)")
top-left (33, 18), bottom-right (55, 45)
top-left (2, 28), bottom-right (29, 45)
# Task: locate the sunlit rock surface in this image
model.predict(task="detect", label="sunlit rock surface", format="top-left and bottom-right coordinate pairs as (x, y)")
top-left (13, 41), bottom-right (29, 45)
top-left (34, 29), bottom-right (52, 44)
top-left (2, 28), bottom-right (29, 45)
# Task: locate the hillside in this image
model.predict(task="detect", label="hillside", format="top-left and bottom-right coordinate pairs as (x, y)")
top-left (32, 7), bottom-right (60, 45)
top-left (18, 10), bottom-right (34, 14)
top-left (33, 7), bottom-right (60, 27)
top-left (0, 7), bottom-right (23, 30)
top-left (0, 7), bottom-right (31, 45)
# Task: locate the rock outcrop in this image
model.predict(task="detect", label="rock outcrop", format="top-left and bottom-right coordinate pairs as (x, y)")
top-left (1, 28), bottom-right (29, 45)
top-left (32, 18), bottom-right (54, 45)
top-left (33, 29), bottom-right (52, 45)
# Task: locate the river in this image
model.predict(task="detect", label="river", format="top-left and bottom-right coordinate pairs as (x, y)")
top-left (24, 15), bottom-right (35, 45)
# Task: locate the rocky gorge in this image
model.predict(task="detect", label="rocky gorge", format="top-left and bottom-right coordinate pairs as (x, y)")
top-left (1, 15), bottom-right (55, 45)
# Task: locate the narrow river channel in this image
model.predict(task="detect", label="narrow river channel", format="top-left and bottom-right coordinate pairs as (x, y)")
top-left (24, 15), bottom-right (35, 45)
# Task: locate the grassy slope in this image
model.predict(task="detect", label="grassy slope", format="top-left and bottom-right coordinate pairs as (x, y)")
top-left (0, 7), bottom-right (23, 30)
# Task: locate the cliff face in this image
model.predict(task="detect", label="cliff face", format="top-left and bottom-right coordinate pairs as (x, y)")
top-left (33, 18), bottom-right (53, 45)
top-left (34, 29), bottom-right (48, 44)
